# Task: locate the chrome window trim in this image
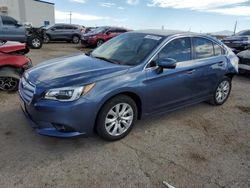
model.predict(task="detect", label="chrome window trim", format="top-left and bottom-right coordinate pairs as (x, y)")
top-left (143, 35), bottom-right (192, 71)
top-left (143, 34), bottom-right (227, 71)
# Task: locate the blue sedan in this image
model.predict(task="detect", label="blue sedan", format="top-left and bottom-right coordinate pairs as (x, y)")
top-left (19, 30), bottom-right (238, 140)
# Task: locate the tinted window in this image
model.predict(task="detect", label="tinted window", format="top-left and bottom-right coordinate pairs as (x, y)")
top-left (65, 25), bottom-right (74, 30)
top-left (54, 25), bottom-right (64, 30)
top-left (158, 37), bottom-right (191, 62)
top-left (91, 33), bottom-right (164, 66)
top-left (193, 37), bottom-right (214, 59)
top-left (2, 16), bottom-right (17, 25)
top-left (214, 43), bottom-right (224, 56)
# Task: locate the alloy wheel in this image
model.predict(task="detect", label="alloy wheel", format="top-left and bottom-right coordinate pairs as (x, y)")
top-left (215, 80), bottom-right (230, 103)
top-left (0, 77), bottom-right (19, 91)
top-left (32, 38), bottom-right (41, 48)
top-left (105, 103), bottom-right (134, 136)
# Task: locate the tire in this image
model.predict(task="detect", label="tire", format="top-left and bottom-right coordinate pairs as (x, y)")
top-left (72, 35), bottom-right (80, 44)
top-left (209, 77), bottom-right (232, 106)
top-left (0, 68), bottom-right (20, 92)
top-left (43, 34), bottom-right (50, 43)
top-left (96, 95), bottom-right (138, 141)
top-left (96, 40), bottom-right (104, 47)
top-left (28, 36), bottom-right (43, 49)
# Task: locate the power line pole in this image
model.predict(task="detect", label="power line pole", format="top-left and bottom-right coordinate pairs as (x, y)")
top-left (233, 21), bottom-right (237, 35)
top-left (70, 11), bottom-right (72, 24)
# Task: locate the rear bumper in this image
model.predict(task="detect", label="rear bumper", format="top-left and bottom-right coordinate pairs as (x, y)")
top-left (19, 93), bottom-right (98, 138)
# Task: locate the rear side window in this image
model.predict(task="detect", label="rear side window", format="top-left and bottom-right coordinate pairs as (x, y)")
top-left (2, 16), bottom-right (17, 25)
top-left (214, 43), bottom-right (224, 56)
top-left (65, 25), bottom-right (74, 30)
top-left (158, 37), bottom-right (192, 62)
top-left (193, 37), bottom-right (214, 59)
top-left (54, 26), bottom-right (64, 30)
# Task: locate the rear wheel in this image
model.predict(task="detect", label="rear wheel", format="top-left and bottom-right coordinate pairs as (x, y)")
top-left (209, 77), bottom-right (231, 106)
top-left (96, 95), bottom-right (137, 141)
top-left (72, 35), bottom-right (80, 44)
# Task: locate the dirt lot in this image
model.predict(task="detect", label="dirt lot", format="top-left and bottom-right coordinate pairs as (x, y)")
top-left (0, 43), bottom-right (249, 188)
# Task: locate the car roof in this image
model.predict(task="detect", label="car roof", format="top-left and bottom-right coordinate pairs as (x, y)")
top-left (131, 29), bottom-right (198, 37)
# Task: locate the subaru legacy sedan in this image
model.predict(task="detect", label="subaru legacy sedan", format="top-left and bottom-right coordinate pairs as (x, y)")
top-left (19, 30), bottom-right (238, 141)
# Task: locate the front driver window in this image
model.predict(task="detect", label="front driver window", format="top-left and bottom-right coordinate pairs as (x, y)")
top-left (159, 37), bottom-right (191, 62)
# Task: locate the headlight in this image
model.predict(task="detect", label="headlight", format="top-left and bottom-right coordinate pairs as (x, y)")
top-left (44, 83), bottom-right (94, 102)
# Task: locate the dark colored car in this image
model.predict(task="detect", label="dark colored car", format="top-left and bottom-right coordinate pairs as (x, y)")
top-left (44, 24), bottom-right (85, 44)
top-left (19, 30), bottom-right (238, 140)
top-left (222, 30), bottom-right (250, 51)
top-left (0, 40), bottom-right (32, 91)
top-left (0, 15), bottom-right (44, 49)
top-left (237, 50), bottom-right (250, 73)
top-left (81, 26), bottom-right (129, 47)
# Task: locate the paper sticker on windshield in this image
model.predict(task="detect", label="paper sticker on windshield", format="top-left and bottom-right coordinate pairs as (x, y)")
top-left (144, 35), bottom-right (162, 40)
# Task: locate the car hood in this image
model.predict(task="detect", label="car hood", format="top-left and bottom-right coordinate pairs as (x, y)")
top-left (0, 41), bottom-right (28, 54)
top-left (26, 53), bottom-right (130, 88)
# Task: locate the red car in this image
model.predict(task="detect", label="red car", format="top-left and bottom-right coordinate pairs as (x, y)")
top-left (81, 26), bottom-right (129, 47)
top-left (0, 40), bottom-right (32, 91)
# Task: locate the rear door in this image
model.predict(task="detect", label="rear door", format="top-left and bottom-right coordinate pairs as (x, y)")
top-left (191, 37), bottom-right (227, 97)
top-left (49, 25), bottom-right (65, 40)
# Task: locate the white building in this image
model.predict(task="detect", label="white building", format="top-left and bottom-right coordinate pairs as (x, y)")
top-left (0, 0), bottom-right (55, 27)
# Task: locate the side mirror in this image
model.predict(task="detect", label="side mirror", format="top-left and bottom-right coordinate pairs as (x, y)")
top-left (51, 28), bottom-right (55, 31)
top-left (106, 31), bottom-right (111, 35)
top-left (156, 58), bottom-right (177, 74)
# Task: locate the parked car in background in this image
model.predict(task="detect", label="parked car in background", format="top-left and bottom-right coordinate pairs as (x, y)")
top-left (19, 30), bottom-right (238, 140)
top-left (81, 26), bottom-right (129, 47)
top-left (44, 24), bottom-right (85, 44)
top-left (222, 30), bottom-right (250, 51)
top-left (0, 15), bottom-right (44, 49)
top-left (0, 40), bottom-right (32, 91)
top-left (237, 49), bottom-right (250, 74)
top-left (84, 27), bottom-right (98, 34)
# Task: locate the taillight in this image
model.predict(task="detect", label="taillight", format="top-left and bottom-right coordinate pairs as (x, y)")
top-left (80, 28), bottom-right (85, 33)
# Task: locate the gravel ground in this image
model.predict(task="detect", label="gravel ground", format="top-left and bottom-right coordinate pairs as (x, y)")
top-left (0, 43), bottom-right (249, 188)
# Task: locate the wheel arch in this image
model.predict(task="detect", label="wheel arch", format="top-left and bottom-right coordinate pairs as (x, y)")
top-left (93, 91), bottom-right (143, 132)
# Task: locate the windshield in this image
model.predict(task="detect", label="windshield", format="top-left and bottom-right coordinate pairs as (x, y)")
top-left (90, 26), bottom-right (108, 34)
top-left (91, 32), bottom-right (164, 66)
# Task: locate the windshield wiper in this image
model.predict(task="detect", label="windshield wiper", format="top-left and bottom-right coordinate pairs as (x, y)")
top-left (93, 56), bottom-right (120, 64)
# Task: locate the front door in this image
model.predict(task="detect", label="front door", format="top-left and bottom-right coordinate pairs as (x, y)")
top-left (143, 37), bottom-right (201, 114)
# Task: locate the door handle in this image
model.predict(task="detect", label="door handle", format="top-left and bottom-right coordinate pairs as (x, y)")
top-left (186, 69), bottom-right (196, 74)
top-left (218, 61), bottom-right (225, 66)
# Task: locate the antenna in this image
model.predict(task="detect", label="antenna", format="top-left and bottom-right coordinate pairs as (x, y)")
top-left (70, 11), bottom-right (72, 24)
top-left (233, 21), bottom-right (237, 35)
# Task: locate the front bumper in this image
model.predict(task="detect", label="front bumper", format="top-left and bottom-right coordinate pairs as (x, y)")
top-left (19, 93), bottom-right (98, 138)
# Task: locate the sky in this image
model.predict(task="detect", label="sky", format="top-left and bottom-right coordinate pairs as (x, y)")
top-left (47, 0), bottom-right (250, 33)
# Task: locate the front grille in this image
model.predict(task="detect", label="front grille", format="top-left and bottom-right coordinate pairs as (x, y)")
top-left (19, 77), bottom-right (36, 104)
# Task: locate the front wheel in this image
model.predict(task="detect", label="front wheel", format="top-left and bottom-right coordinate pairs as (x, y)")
top-left (96, 95), bottom-right (137, 141)
top-left (96, 40), bottom-right (104, 47)
top-left (28, 36), bottom-right (43, 49)
top-left (209, 77), bottom-right (232, 106)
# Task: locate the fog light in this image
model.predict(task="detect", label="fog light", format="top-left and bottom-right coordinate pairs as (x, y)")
top-left (52, 123), bottom-right (74, 132)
